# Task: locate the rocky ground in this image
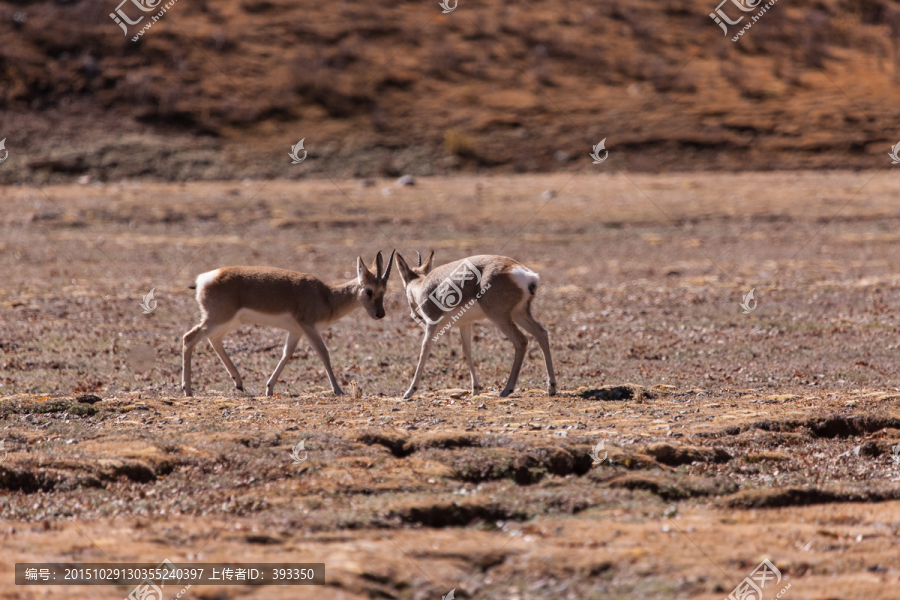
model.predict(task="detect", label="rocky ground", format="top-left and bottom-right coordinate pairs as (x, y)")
top-left (3, 172), bottom-right (900, 598)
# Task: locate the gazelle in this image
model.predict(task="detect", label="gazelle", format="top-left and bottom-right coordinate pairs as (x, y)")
top-left (182, 251), bottom-right (394, 397)
top-left (395, 251), bottom-right (556, 399)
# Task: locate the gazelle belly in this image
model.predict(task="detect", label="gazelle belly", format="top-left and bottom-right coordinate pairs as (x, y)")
top-left (437, 300), bottom-right (487, 327)
top-left (234, 308), bottom-right (302, 332)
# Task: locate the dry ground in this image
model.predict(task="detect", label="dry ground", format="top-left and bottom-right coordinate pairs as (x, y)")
top-left (3, 172), bottom-right (900, 599)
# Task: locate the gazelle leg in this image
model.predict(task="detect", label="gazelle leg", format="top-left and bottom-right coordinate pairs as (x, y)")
top-left (208, 332), bottom-right (243, 393)
top-left (458, 322), bottom-right (481, 395)
top-left (302, 325), bottom-right (344, 395)
top-left (404, 323), bottom-right (440, 399)
top-left (182, 322), bottom-right (216, 397)
top-left (513, 309), bottom-right (557, 396)
top-left (485, 315), bottom-right (528, 398)
top-left (266, 331), bottom-right (301, 397)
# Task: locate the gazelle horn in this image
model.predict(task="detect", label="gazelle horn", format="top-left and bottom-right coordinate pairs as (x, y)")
top-left (381, 250), bottom-right (395, 282)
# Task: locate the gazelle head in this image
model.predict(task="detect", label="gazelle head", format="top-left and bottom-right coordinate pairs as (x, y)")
top-left (357, 250), bottom-right (395, 319)
top-left (395, 250), bottom-right (435, 290)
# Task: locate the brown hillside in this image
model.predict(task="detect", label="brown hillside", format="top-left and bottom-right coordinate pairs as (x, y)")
top-left (3, 0), bottom-right (900, 182)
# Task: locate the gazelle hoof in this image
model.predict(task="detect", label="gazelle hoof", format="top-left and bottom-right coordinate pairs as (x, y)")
top-left (548, 384), bottom-right (557, 396)
top-left (402, 387), bottom-right (416, 400)
top-left (499, 388), bottom-right (513, 398)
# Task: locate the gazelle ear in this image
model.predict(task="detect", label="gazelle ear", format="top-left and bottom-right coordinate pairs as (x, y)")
top-left (394, 253), bottom-right (417, 288)
top-left (420, 250), bottom-right (435, 274)
top-left (357, 256), bottom-right (374, 285)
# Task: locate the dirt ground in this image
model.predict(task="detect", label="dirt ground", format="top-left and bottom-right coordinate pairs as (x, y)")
top-left (3, 172), bottom-right (900, 599)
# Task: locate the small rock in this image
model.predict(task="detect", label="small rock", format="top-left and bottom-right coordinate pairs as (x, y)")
top-left (553, 150), bottom-right (569, 163)
top-left (284, 425), bottom-right (299, 431)
top-left (395, 174), bottom-right (415, 187)
top-left (76, 394), bottom-right (102, 404)
top-left (358, 178), bottom-right (376, 188)
top-left (66, 439), bottom-right (77, 444)
top-left (577, 384), bottom-right (648, 401)
top-left (540, 189), bottom-right (556, 200)
top-left (476, 403), bottom-right (487, 410)
top-left (381, 187), bottom-right (393, 196)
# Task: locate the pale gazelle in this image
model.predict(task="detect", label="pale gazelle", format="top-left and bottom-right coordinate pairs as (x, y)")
top-left (181, 251), bottom-right (394, 397)
top-left (395, 251), bottom-right (556, 399)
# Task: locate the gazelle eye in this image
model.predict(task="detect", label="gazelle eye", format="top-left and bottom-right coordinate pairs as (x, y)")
top-left (366, 289), bottom-right (373, 298)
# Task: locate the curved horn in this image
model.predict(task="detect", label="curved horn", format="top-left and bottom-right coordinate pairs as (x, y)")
top-left (416, 251), bottom-right (422, 267)
top-left (375, 249), bottom-right (384, 279)
top-left (381, 250), bottom-right (395, 282)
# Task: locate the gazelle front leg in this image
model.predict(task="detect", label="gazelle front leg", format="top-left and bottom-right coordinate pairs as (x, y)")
top-left (302, 325), bottom-right (345, 396)
top-left (266, 331), bottom-right (301, 397)
top-left (458, 322), bottom-right (481, 395)
top-left (404, 323), bottom-right (439, 399)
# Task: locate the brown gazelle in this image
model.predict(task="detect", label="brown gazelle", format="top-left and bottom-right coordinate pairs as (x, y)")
top-left (182, 251), bottom-right (394, 397)
top-left (395, 251), bottom-right (556, 399)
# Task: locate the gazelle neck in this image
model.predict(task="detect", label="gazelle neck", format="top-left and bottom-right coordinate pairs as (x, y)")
top-left (328, 279), bottom-right (362, 321)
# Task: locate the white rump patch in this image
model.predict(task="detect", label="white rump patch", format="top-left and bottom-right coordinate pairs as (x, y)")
top-left (509, 265), bottom-right (539, 293)
top-left (195, 269), bottom-right (220, 293)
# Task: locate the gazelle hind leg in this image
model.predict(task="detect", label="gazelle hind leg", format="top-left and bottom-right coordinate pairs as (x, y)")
top-left (485, 313), bottom-right (528, 398)
top-left (182, 321), bottom-right (212, 397)
top-left (513, 308), bottom-right (557, 396)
